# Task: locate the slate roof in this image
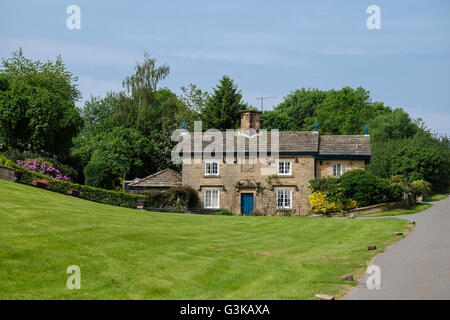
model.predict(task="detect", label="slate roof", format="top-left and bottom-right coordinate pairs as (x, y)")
top-left (318, 135), bottom-right (371, 156)
top-left (185, 131), bottom-right (370, 156)
top-left (129, 168), bottom-right (182, 188)
top-left (188, 131), bottom-right (319, 153)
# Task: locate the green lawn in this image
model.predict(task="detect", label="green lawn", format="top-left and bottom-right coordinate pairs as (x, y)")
top-left (361, 203), bottom-right (432, 217)
top-left (0, 179), bottom-right (409, 300)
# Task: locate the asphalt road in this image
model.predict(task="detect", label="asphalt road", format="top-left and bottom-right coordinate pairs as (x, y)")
top-left (344, 196), bottom-right (450, 300)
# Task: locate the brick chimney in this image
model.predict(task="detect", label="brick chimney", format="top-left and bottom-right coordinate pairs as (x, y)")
top-left (240, 110), bottom-right (262, 132)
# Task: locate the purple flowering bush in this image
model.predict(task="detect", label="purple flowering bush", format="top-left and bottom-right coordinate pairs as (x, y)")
top-left (16, 158), bottom-right (71, 181)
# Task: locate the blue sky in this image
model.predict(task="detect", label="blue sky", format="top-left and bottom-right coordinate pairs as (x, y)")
top-left (1, 0), bottom-right (449, 134)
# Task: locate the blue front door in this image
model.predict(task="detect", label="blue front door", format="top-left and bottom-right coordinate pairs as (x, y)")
top-left (241, 193), bottom-right (254, 216)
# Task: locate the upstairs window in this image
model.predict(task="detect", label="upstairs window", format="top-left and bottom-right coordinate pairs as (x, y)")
top-left (205, 162), bottom-right (219, 176)
top-left (204, 189), bottom-right (220, 209)
top-left (333, 163), bottom-right (347, 177)
top-left (276, 189), bottom-right (292, 209)
top-left (277, 161), bottom-right (292, 175)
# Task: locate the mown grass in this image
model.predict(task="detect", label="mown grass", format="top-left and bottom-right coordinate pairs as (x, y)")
top-left (0, 179), bottom-right (409, 300)
top-left (361, 203), bottom-right (432, 217)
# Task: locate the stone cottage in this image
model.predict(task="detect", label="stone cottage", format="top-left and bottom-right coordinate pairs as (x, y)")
top-left (181, 110), bottom-right (371, 216)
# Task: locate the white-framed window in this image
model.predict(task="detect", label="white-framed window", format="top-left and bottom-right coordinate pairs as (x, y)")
top-left (277, 161), bottom-right (292, 175)
top-left (332, 163), bottom-right (347, 177)
top-left (276, 189), bottom-right (292, 209)
top-left (204, 161), bottom-right (219, 176)
top-left (204, 189), bottom-right (220, 209)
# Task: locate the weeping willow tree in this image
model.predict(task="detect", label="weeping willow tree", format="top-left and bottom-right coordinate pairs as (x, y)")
top-left (121, 52), bottom-right (170, 127)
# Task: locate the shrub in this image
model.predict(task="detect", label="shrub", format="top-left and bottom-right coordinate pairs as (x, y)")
top-left (340, 169), bottom-right (403, 207)
top-left (410, 180), bottom-right (431, 197)
top-left (308, 176), bottom-right (346, 203)
top-left (308, 191), bottom-right (357, 215)
top-left (84, 161), bottom-right (117, 190)
top-left (16, 158), bottom-right (70, 181)
top-left (216, 209), bottom-right (233, 216)
top-left (0, 154), bottom-right (19, 168)
top-left (250, 210), bottom-right (265, 216)
top-left (0, 154), bottom-right (6, 166)
top-left (4, 159), bottom-right (14, 167)
top-left (3, 148), bottom-right (79, 181)
top-left (309, 176), bottom-right (340, 193)
top-left (277, 209), bottom-right (294, 216)
top-left (142, 186), bottom-right (199, 211)
top-left (308, 191), bottom-right (329, 214)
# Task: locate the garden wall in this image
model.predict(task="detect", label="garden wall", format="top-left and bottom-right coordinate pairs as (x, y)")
top-left (342, 199), bottom-right (410, 217)
top-left (0, 165), bottom-right (15, 182)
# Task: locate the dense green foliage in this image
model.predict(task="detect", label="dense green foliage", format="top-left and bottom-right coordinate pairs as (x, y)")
top-left (261, 88), bottom-right (326, 131)
top-left (0, 179), bottom-right (408, 299)
top-left (339, 169), bottom-right (404, 207)
top-left (0, 49), bottom-right (82, 158)
top-left (368, 131), bottom-right (450, 190)
top-left (263, 87), bottom-right (389, 134)
top-left (83, 161), bottom-right (118, 190)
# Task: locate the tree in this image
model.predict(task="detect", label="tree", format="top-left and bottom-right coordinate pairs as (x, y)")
top-left (263, 88), bottom-right (326, 130)
top-left (83, 160), bottom-right (117, 190)
top-left (179, 83), bottom-right (209, 114)
top-left (305, 87), bottom-right (391, 134)
top-left (369, 108), bottom-right (418, 142)
top-left (368, 131), bottom-right (450, 191)
top-left (262, 87), bottom-right (390, 134)
top-left (90, 126), bottom-right (152, 181)
top-left (0, 49), bottom-right (83, 158)
top-left (121, 52), bottom-right (169, 127)
top-left (201, 76), bottom-right (248, 131)
top-left (80, 94), bottom-right (114, 136)
top-left (390, 133), bottom-right (450, 188)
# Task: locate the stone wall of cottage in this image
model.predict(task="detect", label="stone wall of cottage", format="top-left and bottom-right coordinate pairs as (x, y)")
top-left (315, 159), bottom-right (366, 178)
top-left (182, 155), bottom-right (315, 216)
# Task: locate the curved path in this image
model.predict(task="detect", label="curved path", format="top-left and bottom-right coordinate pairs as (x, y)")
top-left (344, 196), bottom-right (450, 300)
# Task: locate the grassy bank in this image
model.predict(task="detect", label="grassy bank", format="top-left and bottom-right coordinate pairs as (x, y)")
top-left (0, 179), bottom-right (408, 299)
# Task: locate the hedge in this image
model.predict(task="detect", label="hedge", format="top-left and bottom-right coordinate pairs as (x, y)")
top-left (14, 167), bottom-right (146, 209)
